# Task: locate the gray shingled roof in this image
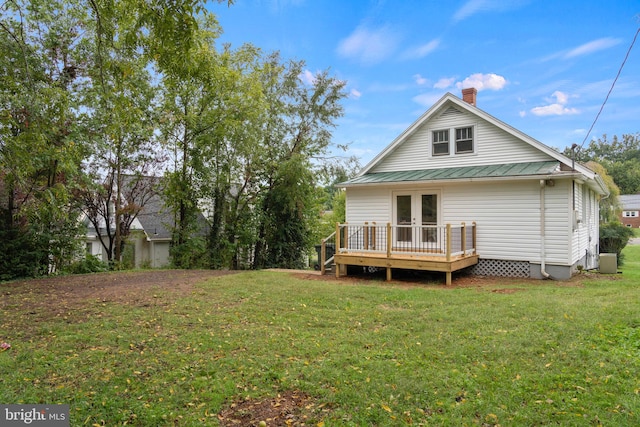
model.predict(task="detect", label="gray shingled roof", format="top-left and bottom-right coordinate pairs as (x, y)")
top-left (620, 194), bottom-right (640, 210)
top-left (86, 175), bottom-right (209, 241)
top-left (132, 178), bottom-right (209, 241)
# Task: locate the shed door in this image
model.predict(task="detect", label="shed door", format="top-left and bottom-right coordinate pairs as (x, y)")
top-left (394, 192), bottom-right (439, 245)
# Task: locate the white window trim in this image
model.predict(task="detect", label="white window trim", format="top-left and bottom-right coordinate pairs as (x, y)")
top-left (430, 124), bottom-right (476, 157)
top-left (431, 129), bottom-right (450, 156)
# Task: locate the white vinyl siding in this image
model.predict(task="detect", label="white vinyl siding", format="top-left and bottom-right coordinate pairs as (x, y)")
top-left (371, 107), bottom-right (552, 173)
top-left (345, 187), bottom-right (390, 224)
top-left (346, 178), bottom-right (576, 266)
top-left (544, 180), bottom-right (573, 264)
top-left (443, 181), bottom-right (543, 262)
top-left (570, 181), bottom-right (599, 266)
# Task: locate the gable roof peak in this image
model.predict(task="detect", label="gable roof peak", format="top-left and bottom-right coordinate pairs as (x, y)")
top-left (356, 92), bottom-right (602, 185)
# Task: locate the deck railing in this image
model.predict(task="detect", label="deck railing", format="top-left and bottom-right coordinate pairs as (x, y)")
top-left (335, 222), bottom-right (476, 260)
top-left (318, 231), bottom-right (336, 275)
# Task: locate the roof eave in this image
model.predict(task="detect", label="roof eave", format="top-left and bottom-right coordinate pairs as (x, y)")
top-left (341, 171), bottom-right (588, 188)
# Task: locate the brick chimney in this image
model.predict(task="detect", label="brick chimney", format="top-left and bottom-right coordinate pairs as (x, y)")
top-left (462, 87), bottom-right (477, 106)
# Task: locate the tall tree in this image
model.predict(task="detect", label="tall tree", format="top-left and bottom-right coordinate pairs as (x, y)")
top-left (159, 14), bottom-right (266, 268)
top-left (80, 35), bottom-right (162, 264)
top-left (573, 133), bottom-right (640, 194)
top-left (585, 161), bottom-right (621, 223)
top-left (252, 55), bottom-right (348, 269)
top-left (0, 0), bottom-right (89, 277)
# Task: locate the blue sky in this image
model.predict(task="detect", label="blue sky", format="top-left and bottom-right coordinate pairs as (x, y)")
top-left (211, 1), bottom-right (640, 166)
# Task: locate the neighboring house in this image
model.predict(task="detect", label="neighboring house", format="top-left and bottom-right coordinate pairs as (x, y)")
top-left (338, 89), bottom-right (609, 280)
top-left (619, 194), bottom-right (640, 228)
top-left (85, 176), bottom-right (209, 268)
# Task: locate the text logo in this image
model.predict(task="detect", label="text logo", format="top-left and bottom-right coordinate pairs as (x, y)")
top-left (1, 405), bottom-right (69, 426)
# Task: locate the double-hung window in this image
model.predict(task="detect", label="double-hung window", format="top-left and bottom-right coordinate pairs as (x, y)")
top-left (455, 126), bottom-right (473, 154)
top-left (432, 125), bottom-right (474, 157)
top-left (432, 130), bottom-right (449, 156)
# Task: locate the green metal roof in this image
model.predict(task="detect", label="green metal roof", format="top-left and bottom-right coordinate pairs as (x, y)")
top-left (343, 161), bottom-right (560, 185)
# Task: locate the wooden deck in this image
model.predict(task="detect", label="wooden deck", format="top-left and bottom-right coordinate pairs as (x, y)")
top-left (329, 222), bottom-right (478, 285)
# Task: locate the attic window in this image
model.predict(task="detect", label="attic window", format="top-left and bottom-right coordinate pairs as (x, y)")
top-left (432, 130), bottom-right (449, 156)
top-left (455, 126), bottom-right (473, 153)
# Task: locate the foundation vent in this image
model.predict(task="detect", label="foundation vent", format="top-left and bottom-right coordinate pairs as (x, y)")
top-left (470, 259), bottom-right (530, 278)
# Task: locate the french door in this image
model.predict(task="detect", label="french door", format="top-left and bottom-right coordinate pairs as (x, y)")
top-left (393, 191), bottom-right (439, 246)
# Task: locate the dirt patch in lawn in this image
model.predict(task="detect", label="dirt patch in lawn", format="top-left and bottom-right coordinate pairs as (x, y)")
top-left (0, 269), bottom-right (235, 320)
top-left (289, 269), bottom-right (610, 290)
top-left (218, 390), bottom-right (324, 427)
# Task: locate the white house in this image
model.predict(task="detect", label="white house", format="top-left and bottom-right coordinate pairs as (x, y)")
top-left (619, 194), bottom-right (640, 228)
top-left (85, 176), bottom-right (209, 268)
top-left (337, 89), bottom-right (608, 281)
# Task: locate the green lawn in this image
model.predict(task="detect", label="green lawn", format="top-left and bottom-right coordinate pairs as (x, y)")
top-left (1, 247), bottom-right (640, 426)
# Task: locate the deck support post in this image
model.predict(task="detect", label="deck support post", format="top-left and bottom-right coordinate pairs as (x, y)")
top-left (320, 239), bottom-right (326, 275)
top-left (386, 223), bottom-right (393, 281)
top-left (472, 222), bottom-right (477, 254)
top-left (364, 222), bottom-right (369, 250)
top-left (446, 223), bottom-right (452, 262)
top-left (446, 271), bottom-right (452, 286)
top-left (386, 223), bottom-right (392, 258)
top-left (371, 222), bottom-right (377, 250)
top-left (461, 222), bottom-right (466, 254)
top-left (335, 222), bottom-right (341, 278)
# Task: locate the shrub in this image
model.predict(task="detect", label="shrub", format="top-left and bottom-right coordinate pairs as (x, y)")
top-left (170, 237), bottom-right (208, 269)
top-left (65, 255), bottom-right (109, 274)
top-left (599, 221), bottom-right (634, 266)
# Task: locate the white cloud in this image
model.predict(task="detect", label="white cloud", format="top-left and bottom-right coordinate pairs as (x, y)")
top-left (530, 90), bottom-right (579, 116)
top-left (452, 0), bottom-right (529, 22)
top-left (413, 74), bottom-right (429, 86)
top-left (456, 73), bottom-right (507, 91)
top-left (401, 39), bottom-right (440, 59)
top-left (552, 90), bottom-right (569, 105)
top-left (519, 111), bottom-right (527, 118)
top-left (350, 88), bottom-right (362, 99)
top-left (565, 37), bottom-right (621, 59)
top-left (299, 69), bottom-right (316, 85)
top-left (337, 25), bottom-right (399, 65)
top-left (453, 0), bottom-right (488, 22)
top-left (434, 77), bottom-right (456, 89)
top-left (531, 104), bottom-right (579, 116)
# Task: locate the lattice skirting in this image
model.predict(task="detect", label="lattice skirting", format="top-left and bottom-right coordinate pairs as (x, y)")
top-left (470, 259), bottom-right (530, 278)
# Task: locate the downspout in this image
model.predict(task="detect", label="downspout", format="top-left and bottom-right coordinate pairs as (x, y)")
top-left (540, 180), bottom-right (550, 279)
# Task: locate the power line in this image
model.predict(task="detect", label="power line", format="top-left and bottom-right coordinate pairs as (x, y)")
top-left (579, 25), bottom-right (640, 150)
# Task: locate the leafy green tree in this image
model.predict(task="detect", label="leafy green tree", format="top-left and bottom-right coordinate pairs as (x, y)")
top-left (80, 37), bottom-right (162, 264)
top-left (574, 133), bottom-right (640, 194)
top-left (252, 56), bottom-right (348, 269)
top-left (158, 18), bottom-right (264, 268)
top-left (584, 161), bottom-right (620, 223)
top-left (1, 0), bottom-right (89, 277)
top-left (81, 0), bottom-right (231, 268)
